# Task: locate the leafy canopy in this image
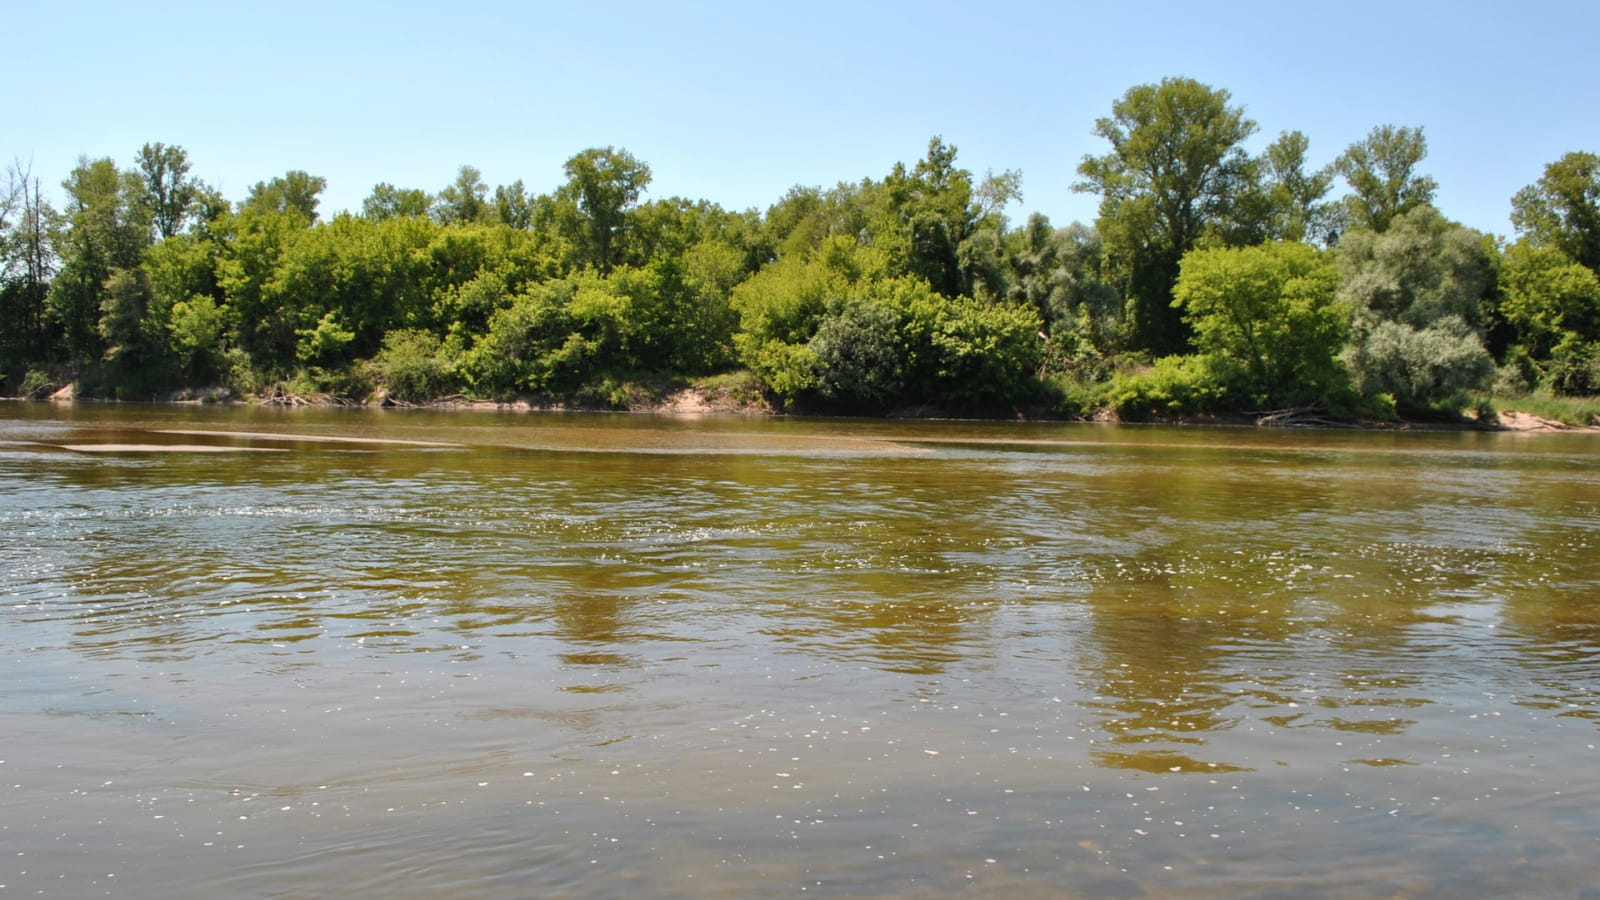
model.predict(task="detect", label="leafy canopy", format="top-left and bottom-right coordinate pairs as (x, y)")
top-left (1075, 76), bottom-right (1259, 354)
top-left (1173, 240), bottom-right (1347, 406)
top-left (1335, 125), bottom-right (1438, 233)
top-left (1511, 151), bottom-right (1600, 274)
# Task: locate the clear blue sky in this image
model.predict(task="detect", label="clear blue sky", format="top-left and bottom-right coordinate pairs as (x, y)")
top-left (11, 0), bottom-right (1598, 238)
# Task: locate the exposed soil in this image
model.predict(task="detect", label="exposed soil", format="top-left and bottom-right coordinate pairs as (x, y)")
top-left (1492, 410), bottom-right (1600, 432)
top-left (646, 385), bottom-right (774, 415)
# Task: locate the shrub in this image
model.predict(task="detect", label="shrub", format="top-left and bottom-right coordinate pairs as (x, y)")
top-left (460, 280), bottom-right (576, 396)
top-left (808, 299), bottom-right (909, 410)
top-left (1104, 354), bottom-right (1237, 418)
top-left (295, 311), bottom-right (355, 365)
top-left (1493, 345), bottom-right (1539, 396)
top-left (915, 293), bottom-right (1045, 409)
top-left (1175, 241), bottom-right (1347, 407)
top-left (733, 336), bottom-right (818, 401)
top-left (372, 329), bottom-right (459, 401)
top-left (1545, 335), bottom-right (1600, 396)
top-left (1344, 316), bottom-right (1494, 410)
top-left (1041, 372), bottom-right (1111, 417)
top-left (19, 370), bottom-right (55, 399)
top-left (168, 293), bottom-right (228, 379)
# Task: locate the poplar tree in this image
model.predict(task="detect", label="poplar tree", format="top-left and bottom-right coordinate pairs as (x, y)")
top-left (1075, 77), bottom-right (1258, 355)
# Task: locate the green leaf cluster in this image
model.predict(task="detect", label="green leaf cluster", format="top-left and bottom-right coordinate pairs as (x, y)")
top-left (1173, 241), bottom-right (1347, 408)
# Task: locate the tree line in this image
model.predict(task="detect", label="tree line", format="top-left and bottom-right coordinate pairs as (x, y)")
top-left (3, 76), bottom-right (1598, 419)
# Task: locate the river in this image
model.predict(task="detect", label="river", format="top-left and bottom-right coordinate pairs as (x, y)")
top-left (2, 403), bottom-right (1597, 898)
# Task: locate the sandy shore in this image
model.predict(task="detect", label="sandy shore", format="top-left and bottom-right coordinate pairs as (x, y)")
top-left (1492, 410), bottom-right (1600, 432)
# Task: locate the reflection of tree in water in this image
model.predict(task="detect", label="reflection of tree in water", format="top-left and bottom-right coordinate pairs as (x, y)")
top-left (1073, 501), bottom-right (1325, 774)
top-left (1080, 533), bottom-right (1484, 770)
top-left (1066, 452), bottom-right (1533, 771)
top-left (1069, 454), bottom-right (1307, 774)
top-left (1499, 587), bottom-right (1600, 650)
top-left (1494, 575), bottom-right (1600, 728)
top-left (761, 513), bottom-right (1003, 675)
top-left (550, 592), bottom-right (638, 667)
top-left (776, 587), bottom-right (977, 675)
top-left (1080, 572), bottom-right (1257, 773)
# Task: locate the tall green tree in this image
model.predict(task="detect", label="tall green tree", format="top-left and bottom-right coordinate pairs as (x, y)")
top-left (49, 157), bottom-right (152, 364)
top-left (1335, 125), bottom-right (1437, 233)
top-left (558, 147), bottom-right (651, 273)
top-left (1510, 151), bottom-right (1600, 275)
top-left (1, 160), bottom-right (55, 370)
top-left (1004, 216), bottom-right (1120, 363)
top-left (1260, 131), bottom-right (1340, 245)
top-left (870, 137), bottom-right (1020, 300)
top-left (98, 266), bottom-right (158, 370)
top-left (134, 142), bottom-right (199, 239)
top-left (762, 182), bottom-right (871, 261)
top-left (214, 208), bottom-right (307, 369)
top-left (433, 165), bottom-right (491, 225)
top-left (242, 170), bottom-right (326, 222)
top-left (363, 182), bottom-right (431, 221)
top-left (493, 179), bottom-right (534, 229)
top-left (188, 183), bottom-right (231, 238)
top-left (1075, 77), bottom-right (1259, 355)
top-left (144, 231), bottom-right (226, 382)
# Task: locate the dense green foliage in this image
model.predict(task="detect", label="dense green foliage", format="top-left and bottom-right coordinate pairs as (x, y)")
top-left (1074, 77), bottom-right (1261, 356)
top-left (1333, 205), bottom-right (1498, 412)
top-left (3, 81), bottom-right (1597, 421)
top-left (1174, 241), bottom-right (1347, 408)
top-left (1334, 126), bottom-right (1438, 233)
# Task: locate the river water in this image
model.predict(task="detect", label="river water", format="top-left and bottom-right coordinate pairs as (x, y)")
top-left (2, 403), bottom-right (1597, 898)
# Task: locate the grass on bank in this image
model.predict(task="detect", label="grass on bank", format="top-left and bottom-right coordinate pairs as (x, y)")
top-left (1478, 391), bottom-right (1600, 426)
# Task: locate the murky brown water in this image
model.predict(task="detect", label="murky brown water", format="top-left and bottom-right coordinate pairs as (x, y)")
top-left (3, 403), bottom-right (1598, 898)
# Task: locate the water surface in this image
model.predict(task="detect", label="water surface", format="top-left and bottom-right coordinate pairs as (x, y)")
top-left (3, 404), bottom-right (1598, 898)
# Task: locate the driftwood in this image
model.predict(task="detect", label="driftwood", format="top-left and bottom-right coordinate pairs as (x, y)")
top-left (258, 385), bottom-right (359, 407)
top-left (1252, 403), bottom-right (1357, 428)
top-left (256, 385), bottom-right (305, 407)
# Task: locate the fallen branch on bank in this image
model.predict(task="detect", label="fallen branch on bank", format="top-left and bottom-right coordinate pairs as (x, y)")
top-left (257, 385), bottom-right (359, 407)
top-left (1251, 403), bottom-right (1357, 428)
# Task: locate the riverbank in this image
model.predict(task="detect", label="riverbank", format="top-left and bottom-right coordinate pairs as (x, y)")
top-left (20, 382), bottom-right (1600, 433)
top-left (1487, 409), bottom-right (1600, 432)
top-left (356, 389), bottom-right (1600, 433)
